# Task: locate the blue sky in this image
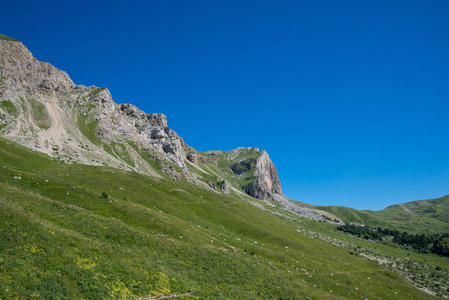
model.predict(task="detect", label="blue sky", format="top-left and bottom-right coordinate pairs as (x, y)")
top-left (2, 0), bottom-right (449, 210)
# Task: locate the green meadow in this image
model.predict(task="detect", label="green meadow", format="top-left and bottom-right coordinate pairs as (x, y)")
top-left (0, 137), bottom-right (447, 299)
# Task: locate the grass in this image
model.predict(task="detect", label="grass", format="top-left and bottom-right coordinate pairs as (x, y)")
top-left (0, 100), bottom-right (18, 115)
top-left (228, 147), bottom-right (263, 162)
top-left (77, 112), bottom-right (100, 146)
top-left (91, 87), bottom-right (105, 97)
top-left (268, 204), bottom-right (449, 296)
top-left (0, 34), bottom-right (20, 42)
top-left (0, 137), bottom-right (445, 299)
top-left (110, 142), bottom-right (136, 168)
top-left (29, 98), bottom-right (52, 130)
top-left (185, 161), bottom-right (218, 183)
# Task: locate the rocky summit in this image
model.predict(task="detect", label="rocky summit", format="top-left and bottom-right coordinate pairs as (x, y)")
top-left (0, 36), bottom-right (329, 221)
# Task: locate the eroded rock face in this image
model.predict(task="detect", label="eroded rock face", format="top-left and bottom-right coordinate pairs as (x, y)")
top-left (0, 40), bottom-right (75, 94)
top-left (87, 90), bottom-right (187, 169)
top-left (230, 150), bottom-right (283, 201)
top-left (246, 151), bottom-right (283, 200)
top-left (162, 139), bottom-right (185, 168)
top-left (120, 103), bottom-right (167, 127)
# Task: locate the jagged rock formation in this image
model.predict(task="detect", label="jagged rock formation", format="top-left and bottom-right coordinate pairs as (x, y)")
top-left (0, 36), bottom-right (334, 222)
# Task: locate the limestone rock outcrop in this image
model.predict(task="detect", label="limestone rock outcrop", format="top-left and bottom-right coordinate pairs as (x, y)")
top-left (245, 151), bottom-right (283, 200)
top-left (230, 150), bottom-right (283, 201)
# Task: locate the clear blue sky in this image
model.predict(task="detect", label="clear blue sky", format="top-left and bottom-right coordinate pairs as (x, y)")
top-left (2, 0), bottom-right (449, 210)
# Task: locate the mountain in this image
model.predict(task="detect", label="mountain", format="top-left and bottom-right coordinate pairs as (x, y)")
top-left (0, 34), bottom-right (331, 222)
top-left (1, 34), bottom-right (449, 299)
top-left (4, 35), bottom-right (448, 233)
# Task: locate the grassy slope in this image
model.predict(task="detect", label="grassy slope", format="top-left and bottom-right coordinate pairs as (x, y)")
top-left (0, 138), bottom-right (445, 299)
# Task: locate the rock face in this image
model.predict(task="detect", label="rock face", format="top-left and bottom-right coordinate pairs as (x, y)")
top-left (246, 151), bottom-right (283, 200)
top-left (230, 150), bottom-right (283, 201)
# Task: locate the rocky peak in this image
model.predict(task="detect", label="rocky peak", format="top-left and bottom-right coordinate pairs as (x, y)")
top-left (256, 152), bottom-right (282, 194)
top-left (228, 147), bottom-right (283, 202)
top-left (245, 151), bottom-right (283, 200)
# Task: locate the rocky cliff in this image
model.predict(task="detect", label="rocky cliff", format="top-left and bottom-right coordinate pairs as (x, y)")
top-left (229, 148), bottom-right (283, 201)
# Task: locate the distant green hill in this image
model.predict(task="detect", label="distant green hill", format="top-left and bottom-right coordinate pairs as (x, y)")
top-left (317, 196), bottom-right (449, 234)
top-left (371, 196), bottom-right (449, 234)
top-left (315, 205), bottom-right (388, 226)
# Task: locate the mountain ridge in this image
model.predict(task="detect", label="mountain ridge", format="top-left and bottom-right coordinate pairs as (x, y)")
top-left (0, 36), bottom-right (331, 222)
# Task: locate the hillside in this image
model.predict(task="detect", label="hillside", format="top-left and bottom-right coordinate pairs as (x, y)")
top-left (2, 136), bottom-right (449, 299)
top-left (1, 35), bottom-right (449, 298)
